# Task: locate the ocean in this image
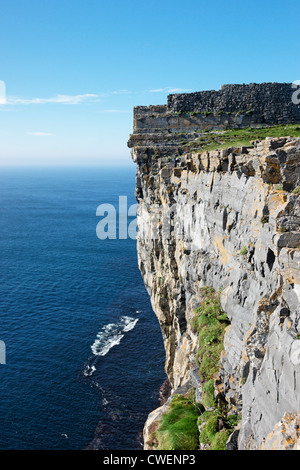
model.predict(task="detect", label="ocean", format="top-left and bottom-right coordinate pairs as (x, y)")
top-left (0, 166), bottom-right (166, 450)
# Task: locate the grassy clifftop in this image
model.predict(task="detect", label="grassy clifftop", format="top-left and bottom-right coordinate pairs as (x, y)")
top-left (182, 123), bottom-right (300, 154)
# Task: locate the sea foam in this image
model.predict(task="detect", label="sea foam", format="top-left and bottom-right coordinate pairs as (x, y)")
top-left (91, 316), bottom-right (139, 357)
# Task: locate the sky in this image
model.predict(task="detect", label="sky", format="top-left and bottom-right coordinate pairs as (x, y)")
top-left (0, 0), bottom-right (299, 167)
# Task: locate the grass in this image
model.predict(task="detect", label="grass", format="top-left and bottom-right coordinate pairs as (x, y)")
top-left (198, 408), bottom-right (240, 450)
top-left (154, 391), bottom-right (201, 450)
top-left (191, 287), bottom-right (240, 450)
top-left (240, 246), bottom-right (248, 256)
top-left (155, 287), bottom-right (239, 451)
top-left (191, 287), bottom-right (230, 383)
top-left (292, 186), bottom-right (300, 195)
top-left (202, 379), bottom-right (217, 409)
top-left (182, 123), bottom-right (300, 154)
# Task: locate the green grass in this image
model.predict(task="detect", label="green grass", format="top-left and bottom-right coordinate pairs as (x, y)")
top-left (155, 392), bottom-right (201, 450)
top-left (191, 287), bottom-right (230, 383)
top-left (155, 287), bottom-right (239, 451)
top-left (202, 379), bottom-right (217, 409)
top-left (292, 186), bottom-right (300, 195)
top-left (240, 246), bottom-right (248, 256)
top-left (182, 123), bottom-right (300, 154)
top-left (191, 287), bottom-right (241, 450)
top-left (198, 409), bottom-right (240, 450)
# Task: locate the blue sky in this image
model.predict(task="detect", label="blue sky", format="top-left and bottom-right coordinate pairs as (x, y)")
top-left (0, 0), bottom-right (299, 167)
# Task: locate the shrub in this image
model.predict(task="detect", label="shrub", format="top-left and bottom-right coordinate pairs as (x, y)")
top-left (225, 413), bottom-right (240, 430)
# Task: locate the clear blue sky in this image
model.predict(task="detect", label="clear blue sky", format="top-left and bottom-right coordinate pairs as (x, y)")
top-left (0, 0), bottom-right (299, 167)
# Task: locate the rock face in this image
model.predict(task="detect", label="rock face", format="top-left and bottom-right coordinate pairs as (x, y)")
top-left (260, 412), bottom-right (300, 450)
top-left (128, 84), bottom-right (300, 450)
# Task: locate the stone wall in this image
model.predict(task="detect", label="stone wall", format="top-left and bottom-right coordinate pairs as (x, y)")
top-left (132, 83), bottom-right (300, 138)
top-left (168, 83), bottom-right (300, 124)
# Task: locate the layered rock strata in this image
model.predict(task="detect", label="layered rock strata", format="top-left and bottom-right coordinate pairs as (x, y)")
top-left (128, 85), bottom-right (300, 450)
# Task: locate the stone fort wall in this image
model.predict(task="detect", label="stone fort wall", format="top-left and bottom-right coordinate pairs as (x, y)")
top-left (133, 83), bottom-right (300, 134)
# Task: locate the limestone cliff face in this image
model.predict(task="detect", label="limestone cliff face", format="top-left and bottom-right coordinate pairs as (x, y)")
top-left (128, 84), bottom-right (300, 450)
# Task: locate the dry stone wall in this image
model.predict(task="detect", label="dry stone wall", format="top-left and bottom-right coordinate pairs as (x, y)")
top-left (168, 83), bottom-right (300, 125)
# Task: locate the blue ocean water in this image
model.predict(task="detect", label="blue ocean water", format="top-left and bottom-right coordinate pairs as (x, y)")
top-left (0, 166), bottom-right (166, 450)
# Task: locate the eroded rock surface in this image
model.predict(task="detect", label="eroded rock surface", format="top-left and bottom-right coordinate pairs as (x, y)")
top-left (129, 87), bottom-right (300, 450)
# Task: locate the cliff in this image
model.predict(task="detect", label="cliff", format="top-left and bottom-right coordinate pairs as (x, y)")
top-left (128, 83), bottom-right (300, 450)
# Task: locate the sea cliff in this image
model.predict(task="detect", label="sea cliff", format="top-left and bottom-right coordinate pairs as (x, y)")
top-left (128, 83), bottom-right (300, 450)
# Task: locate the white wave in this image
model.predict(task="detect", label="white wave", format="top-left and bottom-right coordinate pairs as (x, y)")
top-left (91, 315), bottom-right (139, 357)
top-left (121, 316), bottom-right (139, 332)
top-left (83, 364), bottom-right (96, 376)
top-left (91, 333), bottom-right (124, 356)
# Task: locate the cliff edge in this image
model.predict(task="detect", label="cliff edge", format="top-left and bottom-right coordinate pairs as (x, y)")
top-left (128, 83), bottom-right (300, 450)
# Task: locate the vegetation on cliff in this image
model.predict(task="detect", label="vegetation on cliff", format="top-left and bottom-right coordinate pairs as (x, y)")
top-left (153, 287), bottom-right (240, 450)
top-left (183, 123), bottom-right (300, 154)
top-left (133, 85), bottom-right (300, 448)
top-left (191, 287), bottom-right (229, 386)
top-left (154, 391), bottom-right (201, 450)
top-left (191, 287), bottom-right (240, 449)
